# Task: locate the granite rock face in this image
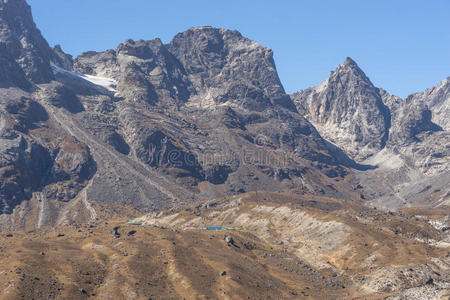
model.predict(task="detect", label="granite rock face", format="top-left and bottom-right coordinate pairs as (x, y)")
top-left (382, 80), bottom-right (449, 178)
top-left (0, 0), bottom-right (55, 86)
top-left (292, 58), bottom-right (390, 162)
top-left (388, 98), bottom-right (442, 146)
top-left (74, 39), bottom-right (193, 106)
top-left (167, 26), bottom-right (295, 111)
top-left (52, 45), bottom-right (74, 70)
top-left (0, 88), bottom-right (95, 215)
top-left (0, 134), bottom-right (51, 213)
top-left (402, 77), bottom-right (449, 131)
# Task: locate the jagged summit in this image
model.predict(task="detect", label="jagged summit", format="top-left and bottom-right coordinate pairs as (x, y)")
top-left (0, 0), bottom-right (55, 86)
top-left (168, 26), bottom-right (295, 110)
top-left (343, 56), bottom-right (357, 66)
top-left (292, 57), bottom-right (390, 161)
top-left (333, 57), bottom-right (373, 85)
top-left (406, 76), bottom-right (450, 130)
top-left (72, 26), bottom-right (296, 111)
top-left (0, 0), bottom-right (73, 89)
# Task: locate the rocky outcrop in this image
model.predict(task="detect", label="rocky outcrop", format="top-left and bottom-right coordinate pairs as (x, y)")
top-left (116, 39), bottom-right (193, 105)
top-left (292, 58), bottom-right (390, 162)
top-left (0, 93), bottom-right (53, 212)
top-left (388, 100), bottom-right (442, 146)
top-left (381, 79), bottom-right (446, 148)
top-left (0, 89), bottom-right (95, 213)
top-left (401, 77), bottom-right (449, 130)
top-left (0, 135), bottom-right (52, 213)
top-left (52, 45), bottom-right (73, 70)
top-left (74, 38), bottom-right (193, 107)
top-left (133, 128), bottom-right (205, 181)
top-left (73, 50), bottom-right (118, 78)
top-left (3, 95), bottom-right (48, 133)
top-left (381, 83), bottom-right (449, 180)
top-left (0, 0), bottom-right (55, 87)
top-left (0, 44), bottom-right (31, 90)
top-left (51, 136), bottom-right (95, 184)
top-left (168, 26), bottom-right (295, 111)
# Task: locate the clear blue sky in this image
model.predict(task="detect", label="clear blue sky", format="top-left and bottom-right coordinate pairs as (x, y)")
top-left (28, 0), bottom-right (450, 98)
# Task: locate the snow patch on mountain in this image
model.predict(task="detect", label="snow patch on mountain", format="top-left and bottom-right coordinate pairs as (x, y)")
top-left (51, 62), bottom-right (118, 95)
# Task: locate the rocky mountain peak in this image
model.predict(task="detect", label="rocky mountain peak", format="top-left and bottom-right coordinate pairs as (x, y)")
top-left (407, 77), bottom-right (450, 130)
top-left (0, 0), bottom-right (56, 87)
top-left (387, 77), bottom-right (448, 146)
top-left (332, 57), bottom-right (372, 88)
top-left (343, 56), bottom-right (358, 67)
top-left (292, 58), bottom-right (390, 162)
top-left (117, 38), bottom-right (165, 58)
top-left (168, 26), bottom-right (296, 111)
top-left (52, 45), bottom-right (73, 70)
top-left (73, 26), bottom-right (296, 111)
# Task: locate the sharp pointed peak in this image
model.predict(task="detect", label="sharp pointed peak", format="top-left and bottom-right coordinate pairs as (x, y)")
top-left (332, 56), bottom-right (368, 79)
top-left (344, 56), bottom-right (357, 64)
top-left (308, 56), bottom-right (375, 92)
top-left (341, 57), bottom-right (361, 70)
